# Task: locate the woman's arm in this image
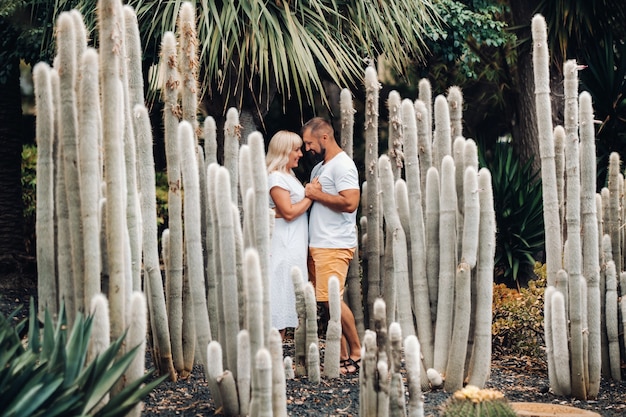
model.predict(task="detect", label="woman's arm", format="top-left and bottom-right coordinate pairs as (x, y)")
top-left (270, 186), bottom-right (312, 221)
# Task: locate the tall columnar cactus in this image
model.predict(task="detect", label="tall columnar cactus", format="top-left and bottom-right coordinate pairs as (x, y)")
top-left (551, 287), bottom-right (572, 395)
top-left (389, 323), bottom-right (406, 417)
top-left (404, 335), bottom-right (424, 417)
top-left (291, 266), bottom-right (307, 377)
top-left (237, 330), bottom-right (251, 416)
top-left (160, 31), bottom-right (185, 376)
top-left (51, 66), bottom-right (75, 321)
top-left (207, 163), bottom-right (226, 348)
top-left (414, 99), bottom-right (432, 203)
top-left (126, 291), bottom-right (147, 417)
top-left (467, 168), bottom-right (496, 388)
top-left (304, 283), bottom-right (318, 370)
top-left (206, 341), bottom-right (225, 411)
top-left (98, 0), bottom-right (127, 349)
top-left (425, 167), bottom-right (440, 322)
top-left (379, 154), bottom-right (413, 336)
top-left (78, 48), bottom-right (102, 317)
top-left (324, 276), bottom-right (341, 379)
top-left (402, 98), bottom-right (433, 367)
top-left (444, 262), bottom-right (471, 392)
top-left (605, 260), bottom-right (620, 381)
top-left (180, 121), bottom-right (213, 372)
top-left (269, 328), bottom-right (288, 417)
top-left (224, 108), bottom-right (241, 204)
top-left (340, 88), bottom-right (356, 158)
top-left (216, 166), bottom-right (241, 375)
top-left (133, 104), bottom-right (176, 379)
top-left (418, 78), bottom-right (433, 151)
top-left (580, 91), bottom-right (601, 398)
top-left (433, 155), bottom-right (457, 374)
top-left (387, 90), bottom-right (404, 180)
top-left (57, 12), bottom-right (85, 316)
top-left (433, 95), bottom-right (451, 171)
top-left (254, 348), bottom-right (274, 415)
top-left (532, 14), bottom-right (562, 286)
top-left (248, 132), bottom-right (271, 340)
top-left (33, 62), bottom-right (57, 319)
top-left (447, 86), bottom-right (463, 140)
top-left (607, 153), bottom-right (621, 273)
top-left (244, 247), bottom-right (265, 411)
top-left (116, 4), bottom-right (142, 295)
top-left (177, 2), bottom-right (198, 129)
top-left (364, 65), bottom-right (382, 325)
top-left (563, 59), bottom-right (586, 399)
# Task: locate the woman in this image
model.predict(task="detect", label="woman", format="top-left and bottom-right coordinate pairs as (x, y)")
top-left (266, 131), bottom-right (312, 338)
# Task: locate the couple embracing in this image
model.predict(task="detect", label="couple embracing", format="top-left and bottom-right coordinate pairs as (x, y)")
top-left (266, 117), bottom-right (361, 375)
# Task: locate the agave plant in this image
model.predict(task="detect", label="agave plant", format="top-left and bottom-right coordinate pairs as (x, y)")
top-left (0, 299), bottom-right (166, 417)
top-left (480, 141), bottom-right (545, 286)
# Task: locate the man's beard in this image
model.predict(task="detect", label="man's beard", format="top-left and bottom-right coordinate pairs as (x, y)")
top-left (308, 147), bottom-right (325, 164)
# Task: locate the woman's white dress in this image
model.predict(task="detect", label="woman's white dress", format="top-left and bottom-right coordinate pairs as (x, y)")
top-left (268, 171), bottom-right (308, 329)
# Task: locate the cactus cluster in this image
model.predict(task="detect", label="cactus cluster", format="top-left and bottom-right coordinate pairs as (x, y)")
top-left (356, 65), bottom-right (497, 396)
top-left (532, 14), bottom-right (625, 400)
top-left (33, 0), bottom-right (503, 414)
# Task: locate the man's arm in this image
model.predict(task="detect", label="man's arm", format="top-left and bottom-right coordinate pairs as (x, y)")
top-left (305, 178), bottom-right (359, 213)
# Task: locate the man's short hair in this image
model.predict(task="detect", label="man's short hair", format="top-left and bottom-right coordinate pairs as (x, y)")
top-left (302, 117), bottom-right (335, 140)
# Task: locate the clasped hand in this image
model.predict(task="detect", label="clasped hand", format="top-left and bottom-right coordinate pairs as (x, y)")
top-left (305, 177), bottom-right (322, 200)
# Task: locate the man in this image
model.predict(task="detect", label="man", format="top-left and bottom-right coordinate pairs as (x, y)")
top-left (302, 117), bottom-right (361, 374)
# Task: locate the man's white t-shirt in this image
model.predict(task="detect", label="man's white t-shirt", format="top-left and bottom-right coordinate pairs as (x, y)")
top-left (308, 151), bottom-right (359, 248)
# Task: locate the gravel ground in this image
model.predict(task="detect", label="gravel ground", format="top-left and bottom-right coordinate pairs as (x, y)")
top-left (2, 287), bottom-right (626, 416)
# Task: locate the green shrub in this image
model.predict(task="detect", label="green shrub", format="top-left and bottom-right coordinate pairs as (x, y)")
top-left (0, 299), bottom-right (166, 417)
top-left (22, 144), bottom-right (37, 256)
top-left (492, 262), bottom-right (546, 360)
top-left (480, 141), bottom-right (545, 285)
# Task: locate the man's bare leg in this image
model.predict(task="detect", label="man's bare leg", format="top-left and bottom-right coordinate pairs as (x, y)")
top-left (339, 300), bottom-right (361, 373)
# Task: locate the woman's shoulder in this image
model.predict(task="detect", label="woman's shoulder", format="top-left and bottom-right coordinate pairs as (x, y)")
top-left (268, 170), bottom-right (295, 187)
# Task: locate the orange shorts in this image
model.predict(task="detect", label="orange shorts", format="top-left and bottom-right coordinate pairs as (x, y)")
top-left (307, 247), bottom-right (355, 302)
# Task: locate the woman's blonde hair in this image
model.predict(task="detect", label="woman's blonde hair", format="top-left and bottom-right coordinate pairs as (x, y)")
top-left (266, 130), bottom-right (303, 174)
